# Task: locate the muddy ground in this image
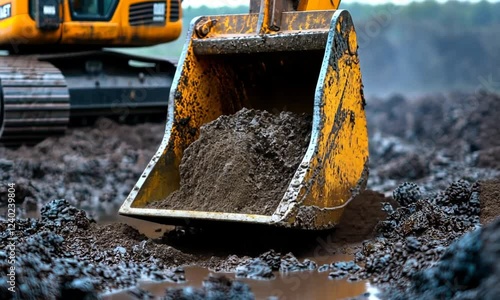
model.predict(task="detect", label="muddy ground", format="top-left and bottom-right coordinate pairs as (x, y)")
top-left (1, 91), bottom-right (500, 299)
top-left (0, 119), bottom-right (165, 220)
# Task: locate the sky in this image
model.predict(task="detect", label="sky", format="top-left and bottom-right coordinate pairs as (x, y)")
top-left (183, 0), bottom-right (498, 8)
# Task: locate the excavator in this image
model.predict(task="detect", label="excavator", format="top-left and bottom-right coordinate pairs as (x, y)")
top-left (0, 0), bottom-right (182, 145)
top-left (119, 0), bottom-right (369, 230)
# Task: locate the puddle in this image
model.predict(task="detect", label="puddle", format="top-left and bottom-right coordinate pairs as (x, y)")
top-left (103, 266), bottom-right (380, 300)
top-left (100, 214), bottom-right (172, 239)
top-left (97, 205), bottom-right (382, 299)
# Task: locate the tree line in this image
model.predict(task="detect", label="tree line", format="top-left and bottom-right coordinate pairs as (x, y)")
top-left (124, 1), bottom-right (500, 96)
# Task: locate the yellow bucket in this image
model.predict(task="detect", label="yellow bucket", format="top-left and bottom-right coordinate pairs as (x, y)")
top-left (119, 1), bottom-right (369, 230)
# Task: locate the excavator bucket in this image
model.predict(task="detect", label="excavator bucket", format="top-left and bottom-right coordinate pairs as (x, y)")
top-left (119, 0), bottom-right (369, 230)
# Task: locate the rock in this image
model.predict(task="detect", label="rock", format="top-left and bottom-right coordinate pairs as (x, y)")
top-left (393, 182), bottom-right (421, 207)
top-left (235, 258), bottom-right (274, 280)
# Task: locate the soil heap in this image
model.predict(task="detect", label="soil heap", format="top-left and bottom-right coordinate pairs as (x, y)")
top-left (149, 108), bottom-right (312, 216)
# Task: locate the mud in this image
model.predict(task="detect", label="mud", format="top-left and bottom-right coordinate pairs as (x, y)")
top-left (149, 108), bottom-right (312, 215)
top-left (326, 180), bottom-right (482, 284)
top-left (367, 92), bottom-right (500, 160)
top-left (0, 118), bottom-right (165, 221)
top-left (0, 199), bottom-right (194, 299)
top-left (344, 90), bottom-right (500, 297)
top-left (384, 217), bottom-right (500, 300)
top-left (367, 92), bottom-right (500, 195)
top-left (0, 188), bottom-right (391, 299)
top-left (1, 91), bottom-right (500, 299)
top-left (480, 179), bottom-right (500, 225)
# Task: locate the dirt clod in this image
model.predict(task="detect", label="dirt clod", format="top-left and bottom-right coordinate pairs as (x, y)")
top-left (148, 108), bottom-right (312, 215)
top-left (393, 182), bottom-right (421, 207)
top-left (235, 258), bottom-right (274, 280)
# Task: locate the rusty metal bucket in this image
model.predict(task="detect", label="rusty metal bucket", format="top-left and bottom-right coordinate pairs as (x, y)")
top-left (119, 1), bottom-right (369, 230)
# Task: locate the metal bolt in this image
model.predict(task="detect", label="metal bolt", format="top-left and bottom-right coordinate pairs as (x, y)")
top-left (195, 19), bottom-right (218, 38)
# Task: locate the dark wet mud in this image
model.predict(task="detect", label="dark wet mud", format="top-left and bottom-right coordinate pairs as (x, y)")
top-left (314, 180), bottom-right (483, 284)
top-left (1, 92), bottom-right (500, 299)
top-left (0, 190), bottom-right (390, 299)
top-left (0, 119), bottom-right (165, 221)
top-left (384, 217), bottom-right (500, 300)
top-left (367, 92), bottom-right (500, 195)
top-left (148, 108), bottom-right (312, 216)
top-left (480, 179), bottom-right (500, 225)
top-left (0, 199), bottom-right (190, 299)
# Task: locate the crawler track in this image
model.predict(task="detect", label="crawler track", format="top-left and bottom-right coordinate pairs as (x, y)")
top-left (0, 57), bottom-right (70, 146)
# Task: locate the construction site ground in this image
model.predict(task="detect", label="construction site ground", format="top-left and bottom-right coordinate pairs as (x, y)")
top-left (1, 91), bottom-right (500, 299)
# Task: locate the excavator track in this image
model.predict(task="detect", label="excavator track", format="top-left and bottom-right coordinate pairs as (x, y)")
top-left (0, 57), bottom-right (70, 146)
top-left (0, 51), bottom-right (176, 147)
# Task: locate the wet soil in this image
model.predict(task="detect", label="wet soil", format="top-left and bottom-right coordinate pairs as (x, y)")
top-left (480, 179), bottom-right (500, 225)
top-left (367, 91), bottom-right (500, 195)
top-left (384, 217), bottom-right (500, 300)
top-left (356, 91), bottom-right (500, 297)
top-left (0, 118), bottom-right (165, 221)
top-left (0, 199), bottom-right (191, 299)
top-left (1, 92), bottom-right (500, 299)
top-left (148, 108), bottom-right (312, 215)
top-left (320, 180), bottom-right (482, 284)
top-left (0, 196), bottom-right (379, 299)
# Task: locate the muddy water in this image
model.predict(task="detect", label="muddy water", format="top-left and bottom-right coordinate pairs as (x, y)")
top-left (100, 214), bottom-right (172, 239)
top-left (103, 266), bottom-right (378, 300)
top-left (97, 215), bottom-right (380, 300)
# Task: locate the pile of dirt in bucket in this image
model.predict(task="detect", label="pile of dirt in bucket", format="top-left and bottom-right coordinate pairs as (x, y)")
top-left (0, 119), bottom-right (164, 220)
top-left (148, 108), bottom-right (312, 216)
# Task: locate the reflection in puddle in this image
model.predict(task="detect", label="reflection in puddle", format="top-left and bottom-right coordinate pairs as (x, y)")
top-left (100, 212), bottom-right (382, 299)
top-left (103, 266), bottom-right (381, 300)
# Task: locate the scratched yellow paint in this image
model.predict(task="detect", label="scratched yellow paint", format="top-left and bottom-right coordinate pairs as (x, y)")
top-left (276, 10), bottom-right (368, 228)
top-left (127, 4), bottom-right (369, 229)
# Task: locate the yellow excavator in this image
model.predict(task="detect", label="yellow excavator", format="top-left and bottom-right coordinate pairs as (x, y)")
top-left (0, 0), bottom-right (182, 145)
top-left (119, 0), bottom-right (369, 230)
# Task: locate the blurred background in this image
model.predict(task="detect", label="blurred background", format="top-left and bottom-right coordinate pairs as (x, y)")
top-left (116, 0), bottom-right (500, 98)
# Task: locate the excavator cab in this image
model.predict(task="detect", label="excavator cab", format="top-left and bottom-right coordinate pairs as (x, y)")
top-left (0, 0), bottom-right (182, 49)
top-left (119, 0), bottom-right (369, 230)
